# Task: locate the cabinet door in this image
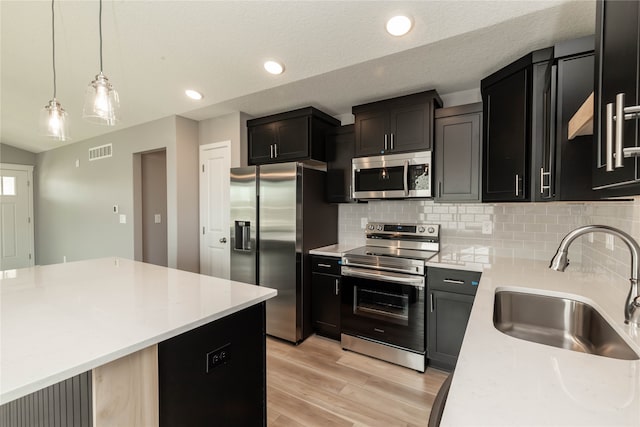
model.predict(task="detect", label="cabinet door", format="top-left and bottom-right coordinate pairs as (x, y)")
top-left (482, 68), bottom-right (529, 201)
top-left (326, 125), bottom-right (355, 203)
top-left (311, 272), bottom-right (341, 340)
top-left (435, 112), bottom-right (481, 202)
top-left (555, 53), bottom-right (597, 200)
top-left (274, 116), bottom-right (309, 161)
top-left (593, 0), bottom-right (640, 189)
top-left (428, 290), bottom-right (474, 371)
top-left (355, 109), bottom-right (388, 157)
top-left (390, 103), bottom-right (432, 153)
top-left (248, 123), bottom-right (276, 165)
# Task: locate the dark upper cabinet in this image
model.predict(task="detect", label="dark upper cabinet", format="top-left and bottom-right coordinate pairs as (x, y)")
top-left (352, 90), bottom-right (442, 157)
top-left (549, 44), bottom-right (597, 201)
top-left (311, 255), bottom-right (341, 340)
top-left (248, 107), bottom-right (340, 165)
top-left (325, 124), bottom-right (355, 203)
top-left (482, 56), bottom-right (540, 202)
top-left (427, 267), bottom-right (480, 372)
top-left (482, 37), bottom-right (597, 202)
top-left (434, 103), bottom-right (482, 202)
top-left (593, 0), bottom-right (640, 192)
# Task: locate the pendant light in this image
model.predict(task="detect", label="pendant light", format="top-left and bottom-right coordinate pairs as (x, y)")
top-left (83, 0), bottom-right (119, 125)
top-left (39, 0), bottom-right (69, 141)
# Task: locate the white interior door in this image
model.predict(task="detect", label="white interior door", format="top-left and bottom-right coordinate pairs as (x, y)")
top-left (0, 164), bottom-right (34, 270)
top-left (199, 142), bottom-right (231, 278)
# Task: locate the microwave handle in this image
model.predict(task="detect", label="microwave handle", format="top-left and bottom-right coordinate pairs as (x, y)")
top-left (403, 160), bottom-right (409, 196)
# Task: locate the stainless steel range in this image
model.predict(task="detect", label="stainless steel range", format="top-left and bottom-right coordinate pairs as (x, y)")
top-left (341, 222), bottom-right (440, 372)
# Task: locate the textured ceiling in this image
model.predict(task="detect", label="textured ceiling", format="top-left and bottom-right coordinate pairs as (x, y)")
top-left (0, 1), bottom-right (596, 153)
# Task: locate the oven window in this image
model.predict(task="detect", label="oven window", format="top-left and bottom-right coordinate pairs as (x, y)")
top-left (355, 166), bottom-right (404, 191)
top-left (354, 286), bottom-right (409, 326)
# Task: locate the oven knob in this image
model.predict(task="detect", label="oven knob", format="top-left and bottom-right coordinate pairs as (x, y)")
top-left (376, 225), bottom-right (383, 231)
top-left (368, 224), bottom-right (374, 230)
top-left (418, 226), bottom-right (425, 233)
top-left (428, 227), bottom-right (435, 234)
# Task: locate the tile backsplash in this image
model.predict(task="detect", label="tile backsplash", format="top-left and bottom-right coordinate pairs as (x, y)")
top-left (339, 197), bottom-right (640, 283)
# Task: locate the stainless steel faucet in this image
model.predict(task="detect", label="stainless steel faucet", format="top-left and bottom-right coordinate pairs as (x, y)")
top-left (549, 225), bottom-right (640, 326)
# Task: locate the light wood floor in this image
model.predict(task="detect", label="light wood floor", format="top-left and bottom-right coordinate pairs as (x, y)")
top-left (266, 334), bottom-right (449, 427)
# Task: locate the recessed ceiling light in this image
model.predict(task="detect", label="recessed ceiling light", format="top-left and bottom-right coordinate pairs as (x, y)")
top-left (264, 60), bottom-right (284, 75)
top-left (185, 89), bottom-right (203, 100)
top-left (386, 15), bottom-right (413, 36)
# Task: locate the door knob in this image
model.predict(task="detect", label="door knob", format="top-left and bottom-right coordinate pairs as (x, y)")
top-left (219, 237), bottom-right (227, 243)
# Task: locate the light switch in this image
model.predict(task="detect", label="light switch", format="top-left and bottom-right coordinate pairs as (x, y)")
top-left (360, 217), bottom-right (368, 228)
top-left (154, 214), bottom-right (161, 224)
top-left (119, 214), bottom-right (126, 224)
top-left (113, 204), bottom-right (119, 214)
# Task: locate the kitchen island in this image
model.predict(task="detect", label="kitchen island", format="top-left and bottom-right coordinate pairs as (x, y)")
top-left (0, 258), bottom-right (276, 425)
top-left (428, 247), bottom-right (640, 426)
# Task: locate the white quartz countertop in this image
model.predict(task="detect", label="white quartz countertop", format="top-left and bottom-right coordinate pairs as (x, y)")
top-left (309, 244), bottom-right (359, 257)
top-left (0, 258), bottom-right (277, 405)
top-left (439, 255), bottom-right (640, 426)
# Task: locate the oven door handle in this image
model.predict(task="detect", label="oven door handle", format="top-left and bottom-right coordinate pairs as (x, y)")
top-left (341, 266), bottom-right (424, 288)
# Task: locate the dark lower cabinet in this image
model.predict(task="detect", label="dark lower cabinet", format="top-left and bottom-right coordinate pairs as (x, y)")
top-left (427, 268), bottom-right (480, 371)
top-left (311, 255), bottom-right (341, 340)
top-left (158, 303), bottom-right (266, 427)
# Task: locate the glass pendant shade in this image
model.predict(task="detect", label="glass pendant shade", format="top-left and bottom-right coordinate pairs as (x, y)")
top-left (40, 99), bottom-right (69, 141)
top-left (83, 72), bottom-right (119, 125)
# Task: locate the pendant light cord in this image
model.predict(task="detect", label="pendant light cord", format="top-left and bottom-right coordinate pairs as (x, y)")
top-left (99, 0), bottom-right (103, 73)
top-left (51, 0), bottom-right (56, 98)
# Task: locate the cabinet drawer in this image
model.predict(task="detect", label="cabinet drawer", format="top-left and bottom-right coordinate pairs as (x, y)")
top-left (311, 255), bottom-right (341, 275)
top-left (427, 267), bottom-right (481, 295)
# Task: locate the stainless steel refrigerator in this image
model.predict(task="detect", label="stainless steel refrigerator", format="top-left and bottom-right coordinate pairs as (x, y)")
top-left (230, 162), bottom-right (338, 343)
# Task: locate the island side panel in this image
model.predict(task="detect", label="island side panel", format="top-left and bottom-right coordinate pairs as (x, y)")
top-left (0, 372), bottom-right (92, 427)
top-left (158, 303), bottom-right (267, 426)
top-left (92, 345), bottom-right (159, 427)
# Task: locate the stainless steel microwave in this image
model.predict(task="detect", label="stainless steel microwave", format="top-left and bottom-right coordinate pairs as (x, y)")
top-left (352, 151), bottom-right (432, 200)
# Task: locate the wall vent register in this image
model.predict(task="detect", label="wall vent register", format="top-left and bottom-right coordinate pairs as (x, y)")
top-left (88, 143), bottom-right (113, 161)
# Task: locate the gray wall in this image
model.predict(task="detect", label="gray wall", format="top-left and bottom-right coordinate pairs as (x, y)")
top-left (199, 111), bottom-right (251, 167)
top-left (0, 143), bottom-right (37, 165)
top-left (35, 116), bottom-right (199, 270)
top-left (141, 150), bottom-right (168, 266)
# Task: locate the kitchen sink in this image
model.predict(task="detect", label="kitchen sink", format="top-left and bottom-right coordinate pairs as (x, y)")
top-left (493, 290), bottom-right (639, 360)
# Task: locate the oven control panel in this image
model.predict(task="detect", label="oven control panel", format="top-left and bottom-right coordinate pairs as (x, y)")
top-left (365, 222), bottom-right (439, 239)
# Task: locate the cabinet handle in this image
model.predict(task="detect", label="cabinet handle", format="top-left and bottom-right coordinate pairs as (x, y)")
top-left (317, 263), bottom-right (332, 268)
top-left (443, 278), bottom-right (465, 285)
top-left (403, 160), bottom-right (409, 196)
top-left (615, 93), bottom-right (625, 168)
top-left (274, 143), bottom-right (278, 158)
top-left (384, 134), bottom-right (388, 151)
top-left (515, 174), bottom-right (520, 197)
top-left (438, 181), bottom-right (442, 198)
top-left (540, 167), bottom-right (551, 197)
top-left (270, 144), bottom-right (274, 159)
top-left (430, 294), bottom-right (434, 313)
top-left (335, 279), bottom-right (339, 296)
top-left (606, 102), bottom-right (614, 171)
top-left (390, 133), bottom-right (395, 150)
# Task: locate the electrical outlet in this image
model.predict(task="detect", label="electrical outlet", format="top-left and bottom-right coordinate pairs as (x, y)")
top-left (154, 214), bottom-right (161, 224)
top-left (206, 343), bottom-right (231, 373)
top-left (587, 233), bottom-right (594, 243)
top-left (113, 204), bottom-right (119, 214)
top-left (482, 221), bottom-right (493, 235)
top-left (361, 217), bottom-right (368, 228)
